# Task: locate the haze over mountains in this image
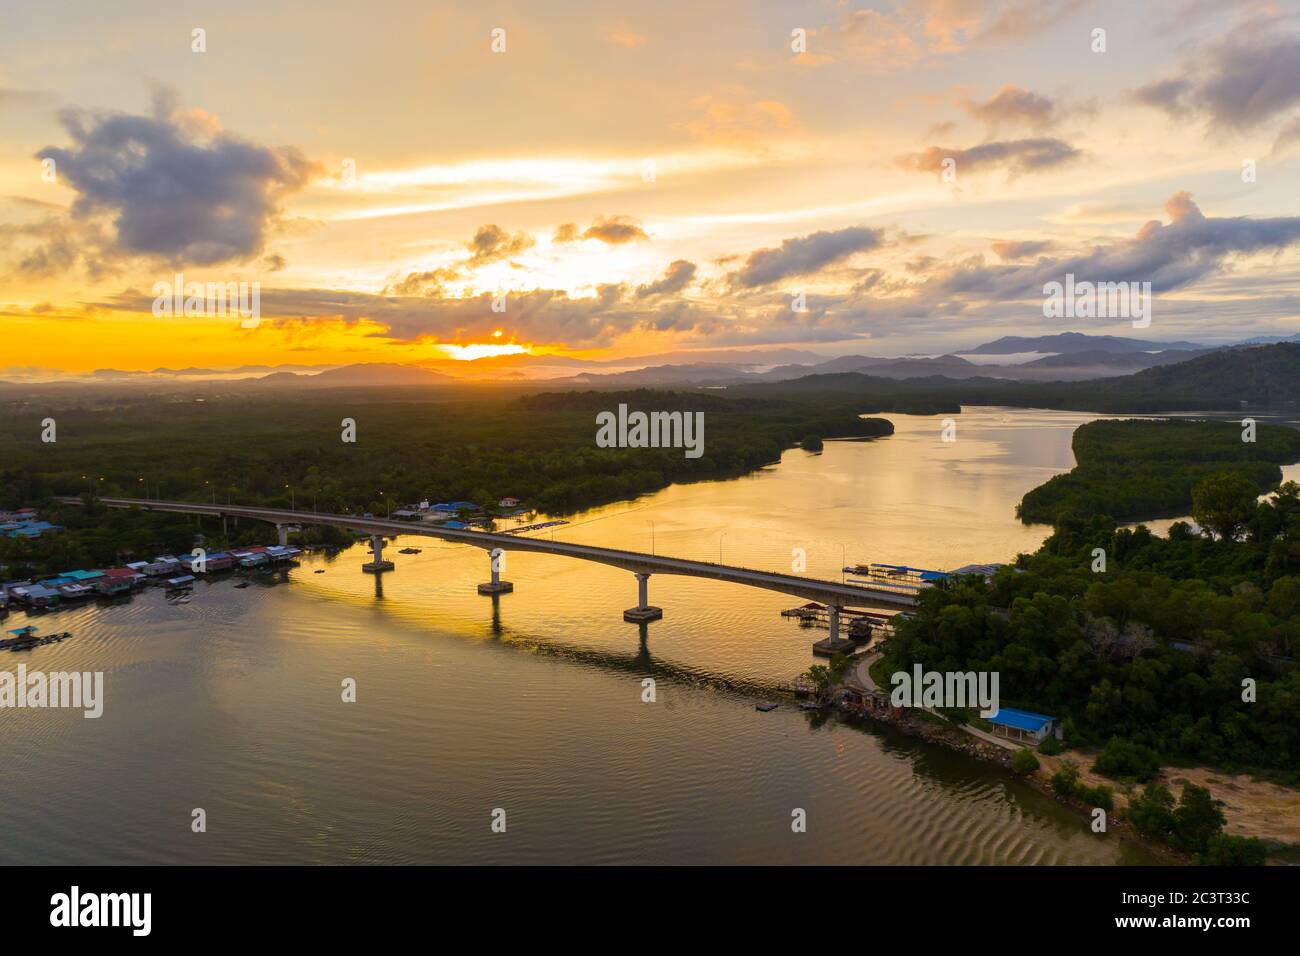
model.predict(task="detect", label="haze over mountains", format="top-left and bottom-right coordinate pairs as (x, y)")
top-left (1, 331), bottom-right (1295, 392)
top-left (550, 332), bottom-right (1223, 387)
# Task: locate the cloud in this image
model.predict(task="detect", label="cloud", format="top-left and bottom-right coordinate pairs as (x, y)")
top-left (960, 85), bottom-right (1057, 129)
top-left (680, 91), bottom-right (796, 146)
top-left (829, 0), bottom-right (1089, 65)
top-left (385, 266), bottom-right (461, 297)
top-left (1271, 114), bottom-right (1300, 157)
top-left (0, 216), bottom-right (114, 280)
top-left (466, 224), bottom-right (535, 264)
top-left (920, 192), bottom-right (1300, 302)
top-left (637, 260), bottom-right (697, 297)
top-left (990, 239), bottom-right (1055, 260)
top-left (31, 93), bottom-right (315, 270)
top-left (1132, 31), bottom-right (1300, 131)
top-left (898, 137), bottom-right (1082, 176)
top-left (551, 216), bottom-right (648, 245)
top-left (1131, 78), bottom-right (1193, 117)
top-left (581, 216), bottom-right (649, 244)
top-left (733, 226), bottom-right (885, 287)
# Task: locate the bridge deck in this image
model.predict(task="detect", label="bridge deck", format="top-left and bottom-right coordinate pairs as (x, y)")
top-left (57, 497), bottom-right (918, 611)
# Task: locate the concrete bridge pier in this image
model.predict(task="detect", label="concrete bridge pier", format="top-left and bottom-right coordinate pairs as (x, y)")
top-left (477, 547), bottom-right (513, 594)
top-left (812, 603), bottom-right (854, 657)
top-left (623, 572), bottom-right (663, 622)
top-left (277, 524), bottom-right (289, 548)
top-left (362, 534), bottom-right (395, 573)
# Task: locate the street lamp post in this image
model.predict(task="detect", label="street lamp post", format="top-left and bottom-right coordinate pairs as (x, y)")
top-left (719, 531), bottom-right (726, 563)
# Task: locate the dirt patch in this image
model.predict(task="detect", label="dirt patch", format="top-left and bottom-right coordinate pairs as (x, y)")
top-left (1035, 751), bottom-right (1300, 848)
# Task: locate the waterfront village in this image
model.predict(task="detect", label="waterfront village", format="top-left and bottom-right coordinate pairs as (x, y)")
top-left (0, 496), bottom-right (544, 618)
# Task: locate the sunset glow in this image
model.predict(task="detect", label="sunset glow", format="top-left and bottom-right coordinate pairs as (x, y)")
top-left (2, 1), bottom-right (1299, 381)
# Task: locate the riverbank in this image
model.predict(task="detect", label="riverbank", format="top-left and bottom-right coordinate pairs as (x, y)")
top-left (836, 652), bottom-right (1297, 860)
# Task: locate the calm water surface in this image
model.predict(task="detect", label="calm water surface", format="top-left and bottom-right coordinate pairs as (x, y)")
top-left (6, 406), bottom-right (1249, 865)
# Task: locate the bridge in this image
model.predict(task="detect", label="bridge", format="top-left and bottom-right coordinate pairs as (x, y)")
top-left (59, 497), bottom-right (917, 646)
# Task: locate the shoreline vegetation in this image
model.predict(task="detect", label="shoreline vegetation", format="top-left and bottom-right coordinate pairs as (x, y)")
top-left (1017, 419), bottom-right (1300, 525)
top-left (0, 388), bottom-right (891, 576)
top-left (873, 475), bottom-right (1300, 863)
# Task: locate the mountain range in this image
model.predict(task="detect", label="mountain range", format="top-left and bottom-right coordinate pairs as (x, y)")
top-left (2, 331), bottom-right (1295, 392)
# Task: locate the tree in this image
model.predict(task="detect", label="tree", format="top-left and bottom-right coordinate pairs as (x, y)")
top-left (1192, 472), bottom-right (1260, 541)
top-left (1128, 783), bottom-right (1176, 840)
top-left (1093, 737), bottom-right (1160, 782)
top-left (1050, 759), bottom-right (1081, 797)
top-left (1171, 784), bottom-right (1226, 855)
top-left (1083, 784), bottom-right (1114, 812)
top-left (1011, 749), bottom-right (1040, 775)
top-left (1196, 834), bottom-right (1267, 866)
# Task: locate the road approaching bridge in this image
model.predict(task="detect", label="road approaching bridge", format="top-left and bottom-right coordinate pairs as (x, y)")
top-left (59, 497), bottom-right (916, 641)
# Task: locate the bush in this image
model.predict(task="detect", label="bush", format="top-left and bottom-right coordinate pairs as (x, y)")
top-left (1128, 784), bottom-right (1176, 840)
top-left (1093, 737), bottom-right (1161, 782)
top-left (1011, 749), bottom-right (1040, 775)
top-left (1171, 784), bottom-right (1226, 856)
top-left (1196, 834), bottom-right (1267, 866)
top-left (1082, 784), bottom-right (1114, 812)
top-left (1050, 760), bottom-right (1082, 798)
top-left (1037, 736), bottom-right (1064, 756)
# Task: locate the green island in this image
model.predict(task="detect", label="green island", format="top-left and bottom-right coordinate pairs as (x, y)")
top-left (1017, 418), bottom-right (1300, 524)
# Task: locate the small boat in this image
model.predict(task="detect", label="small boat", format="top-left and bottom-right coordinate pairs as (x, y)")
top-left (314, 569), bottom-right (326, 574)
top-left (398, 547), bottom-right (422, 554)
top-left (799, 701), bottom-right (822, 711)
top-left (2, 626), bottom-right (71, 650)
top-left (234, 581), bottom-right (251, 589)
top-left (755, 702), bottom-right (778, 712)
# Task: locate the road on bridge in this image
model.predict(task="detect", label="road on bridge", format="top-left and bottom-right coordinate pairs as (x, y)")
top-left (59, 496), bottom-right (918, 615)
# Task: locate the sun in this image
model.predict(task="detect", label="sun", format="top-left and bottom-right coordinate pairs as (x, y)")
top-left (438, 339), bottom-right (531, 360)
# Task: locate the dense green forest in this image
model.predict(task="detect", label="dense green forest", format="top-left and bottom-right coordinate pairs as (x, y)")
top-left (883, 479), bottom-right (1300, 780)
top-left (1017, 419), bottom-right (1300, 524)
top-left (0, 387), bottom-right (890, 574)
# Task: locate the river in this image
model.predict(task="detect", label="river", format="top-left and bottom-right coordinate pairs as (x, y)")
top-left (10, 405), bottom-right (1276, 865)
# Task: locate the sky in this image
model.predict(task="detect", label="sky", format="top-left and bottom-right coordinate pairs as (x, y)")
top-left (4, 0), bottom-right (1300, 377)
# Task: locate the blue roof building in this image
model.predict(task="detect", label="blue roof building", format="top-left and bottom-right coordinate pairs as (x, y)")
top-left (58, 569), bottom-right (104, 582)
top-left (4, 520), bottom-right (62, 538)
top-left (987, 706), bottom-right (1058, 744)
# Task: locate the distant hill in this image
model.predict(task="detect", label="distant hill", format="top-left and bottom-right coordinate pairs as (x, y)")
top-left (561, 362), bottom-right (756, 386)
top-left (1091, 343), bottom-right (1300, 405)
top-left (966, 332), bottom-right (1203, 355)
top-left (742, 343), bottom-right (1300, 412)
top-left (258, 363), bottom-right (457, 388)
top-left (1022, 348), bottom-right (1213, 369)
top-left (1238, 331), bottom-right (1300, 345)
